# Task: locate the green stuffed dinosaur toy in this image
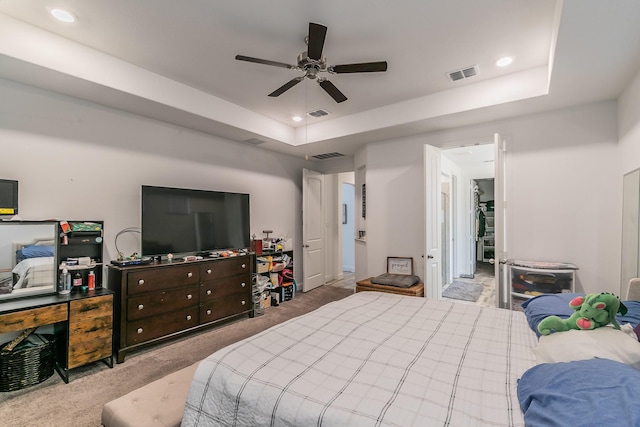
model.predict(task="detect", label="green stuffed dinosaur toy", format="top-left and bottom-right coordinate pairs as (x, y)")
top-left (537, 293), bottom-right (628, 336)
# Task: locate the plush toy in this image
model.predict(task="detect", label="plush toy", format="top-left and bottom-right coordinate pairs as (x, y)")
top-left (537, 293), bottom-right (628, 336)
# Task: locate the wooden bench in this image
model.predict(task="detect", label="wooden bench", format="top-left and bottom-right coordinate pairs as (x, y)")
top-left (101, 362), bottom-right (198, 427)
top-left (356, 277), bottom-right (424, 297)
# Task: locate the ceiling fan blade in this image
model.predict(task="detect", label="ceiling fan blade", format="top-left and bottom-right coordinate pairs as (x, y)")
top-left (330, 61), bottom-right (388, 74)
top-left (235, 55), bottom-right (296, 70)
top-left (307, 23), bottom-right (327, 61)
top-left (268, 77), bottom-right (304, 97)
top-left (318, 79), bottom-right (347, 103)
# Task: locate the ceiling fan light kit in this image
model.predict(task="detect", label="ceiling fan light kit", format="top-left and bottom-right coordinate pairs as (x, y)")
top-left (236, 22), bottom-right (387, 103)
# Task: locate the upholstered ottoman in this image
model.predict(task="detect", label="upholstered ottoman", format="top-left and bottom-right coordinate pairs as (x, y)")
top-left (101, 362), bottom-right (198, 427)
top-left (356, 277), bottom-right (424, 297)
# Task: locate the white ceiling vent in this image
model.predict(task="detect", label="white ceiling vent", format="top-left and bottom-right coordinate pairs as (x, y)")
top-left (307, 109), bottom-right (330, 118)
top-left (447, 65), bottom-right (479, 82)
top-left (312, 152), bottom-right (345, 160)
top-left (242, 138), bottom-right (266, 145)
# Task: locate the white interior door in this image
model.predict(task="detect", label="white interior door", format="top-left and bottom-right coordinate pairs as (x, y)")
top-left (302, 168), bottom-right (325, 292)
top-left (424, 145), bottom-right (442, 299)
top-left (494, 133), bottom-right (509, 308)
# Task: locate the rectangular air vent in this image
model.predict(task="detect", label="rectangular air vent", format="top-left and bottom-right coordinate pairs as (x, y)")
top-left (242, 138), bottom-right (266, 145)
top-left (312, 152), bottom-right (345, 160)
top-left (307, 109), bottom-right (330, 118)
top-left (447, 65), bottom-right (479, 82)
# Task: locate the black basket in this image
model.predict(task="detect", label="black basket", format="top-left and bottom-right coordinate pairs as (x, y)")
top-left (0, 334), bottom-right (56, 392)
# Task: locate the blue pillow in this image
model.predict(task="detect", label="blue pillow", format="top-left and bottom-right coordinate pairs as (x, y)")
top-left (522, 293), bottom-right (640, 337)
top-left (19, 245), bottom-right (55, 259)
top-left (518, 359), bottom-right (640, 427)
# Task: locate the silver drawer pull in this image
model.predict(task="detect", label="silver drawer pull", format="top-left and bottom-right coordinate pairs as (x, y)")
top-left (138, 304), bottom-right (144, 310)
top-left (138, 279), bottom-right (145, 285)
top-left (187, 272), bottom-right (193, 278)
top-left (241, 264), bottom-right (246, 269)
top-left (206, 269), bottom-right (212, 274)
top-left (206, 309), bottom-right (212, 315)
top-left (241, 300), bottom-right (246, 305)
top-left (137, 328), bottom-right (143, 334)
top-left (206, 290), bottom-right (212, 295)
top-left (187, 294), bottom-right (193, 299)
top-left (241, 282), bottom-right (246, 287)
top-left (186, 315), bottom-right (192, 321)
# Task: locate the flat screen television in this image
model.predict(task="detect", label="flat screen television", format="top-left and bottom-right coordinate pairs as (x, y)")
top-left (0, 179), bottom-right (18, 216)
top-left (141, 185), bottom-right (250, 256)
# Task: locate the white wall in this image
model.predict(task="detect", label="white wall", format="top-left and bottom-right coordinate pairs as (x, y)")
top-left (364, 101), bottom-right (622, 294)
top-left (0, 79), bottom-right (309, 283)
top-left (618, 67), bottom-right (640, 295)
top-left (620, 67), bottom-right (640, 175)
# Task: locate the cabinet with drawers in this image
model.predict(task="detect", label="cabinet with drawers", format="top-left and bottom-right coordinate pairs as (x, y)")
top-left (108, 255), bottom-right (253, 363)
top-left (1, 289), bottom-right (114, 383)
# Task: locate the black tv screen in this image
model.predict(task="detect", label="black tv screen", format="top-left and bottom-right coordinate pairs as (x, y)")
top-left (141, 185), bottom-right (250, 256)
top-left (0, 179), bottom-right (18, 215)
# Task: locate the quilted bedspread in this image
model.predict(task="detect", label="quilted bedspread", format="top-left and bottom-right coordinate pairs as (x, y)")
top-left (183, 291), bottom-right (537, 426)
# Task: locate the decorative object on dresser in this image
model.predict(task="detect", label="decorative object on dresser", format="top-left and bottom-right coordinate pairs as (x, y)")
top-left (108, 254), bottom-right (254, 363)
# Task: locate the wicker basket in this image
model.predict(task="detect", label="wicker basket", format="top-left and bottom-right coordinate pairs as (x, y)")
top-left (0, 334), bottom-right (56, 392)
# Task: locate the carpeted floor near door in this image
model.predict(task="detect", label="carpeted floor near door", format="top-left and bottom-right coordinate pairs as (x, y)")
top-left (0, 285), bottom-right (354, 427)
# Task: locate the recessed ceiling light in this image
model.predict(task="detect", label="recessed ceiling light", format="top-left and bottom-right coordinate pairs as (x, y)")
top-left (50, 8), bottom-right (77, 23)
top-left (292, 116), bottom-right (302, 122)
top-left (496, 57), bottom-right (513, 67)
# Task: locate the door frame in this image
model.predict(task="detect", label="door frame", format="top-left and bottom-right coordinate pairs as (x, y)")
top-left (426, 135), bottom-right (505, 306)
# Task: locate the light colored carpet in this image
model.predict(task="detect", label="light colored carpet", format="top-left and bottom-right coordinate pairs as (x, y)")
top-left (442, 280), bottom-right (484, 302)
top-left (0, 285), bottom-right (353, 427)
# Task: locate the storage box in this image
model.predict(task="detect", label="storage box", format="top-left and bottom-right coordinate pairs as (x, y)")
top-left (0, 334), bottom-right (55, 391)
top-left (256, 261), bottom-right (269, 274)
top-left (250, 239), bottom-right (263, 255)
top-left (282, 282), bottom-right (294, 301)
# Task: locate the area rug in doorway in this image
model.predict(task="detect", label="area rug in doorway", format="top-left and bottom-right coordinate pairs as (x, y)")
top-left (442, 281), bottom-right (483, 302)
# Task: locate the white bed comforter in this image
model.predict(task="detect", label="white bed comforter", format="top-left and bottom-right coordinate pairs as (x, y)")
top-left (183, 291), bottom-right (537, 427)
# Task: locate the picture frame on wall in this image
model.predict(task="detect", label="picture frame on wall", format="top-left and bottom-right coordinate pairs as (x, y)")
top-left (387, 257), bottom-right (413, 275)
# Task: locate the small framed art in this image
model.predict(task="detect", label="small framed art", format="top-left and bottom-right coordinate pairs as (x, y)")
top-left (387, 257), bottom-right (413, 275)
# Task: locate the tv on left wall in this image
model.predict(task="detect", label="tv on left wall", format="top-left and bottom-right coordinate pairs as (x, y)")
top-left (0, 179), bottom-right (18, 216)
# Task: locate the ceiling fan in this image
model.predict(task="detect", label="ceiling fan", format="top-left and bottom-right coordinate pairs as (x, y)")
top-left (235, 22), bottom-right (388, 103)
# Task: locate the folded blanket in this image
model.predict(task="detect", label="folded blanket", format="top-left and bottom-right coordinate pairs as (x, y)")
top-left (371, 273), bottom-right (421, 288)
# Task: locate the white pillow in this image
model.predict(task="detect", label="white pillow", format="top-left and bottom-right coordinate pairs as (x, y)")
top-left (534, 325), bottom-right (640, 370)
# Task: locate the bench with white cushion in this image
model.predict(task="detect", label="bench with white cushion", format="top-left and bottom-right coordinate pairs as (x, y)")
top-left (101, 362), bottom-right (198, 427)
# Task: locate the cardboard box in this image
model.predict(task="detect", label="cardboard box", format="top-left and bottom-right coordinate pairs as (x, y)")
top-left (250, 239), bottom-right (263, 255)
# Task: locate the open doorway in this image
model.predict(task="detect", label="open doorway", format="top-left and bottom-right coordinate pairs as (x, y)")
top-left (440, 144), bottom-right (495, 307)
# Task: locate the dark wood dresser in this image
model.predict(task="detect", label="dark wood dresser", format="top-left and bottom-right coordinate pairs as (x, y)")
top-left (108, 254), bottom-right (254, 363)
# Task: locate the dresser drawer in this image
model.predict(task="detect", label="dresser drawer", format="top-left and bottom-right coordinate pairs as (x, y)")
top-left (199, 257), bottom-right (250, 280)
top-left (127, 285), bottom-right (198, 321)
top-left (126, 307), bottom-right (199, 346)
top-left (200, 294), bottom-right (250, 323)
top-left (68, 295), bottom-right (113, 369)
top-left (200, 274), bottom-right (250, 302)
top-left (127, 265), bottom-right (199, 295)
top-left (68, 324), bottom-right (112, 369)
